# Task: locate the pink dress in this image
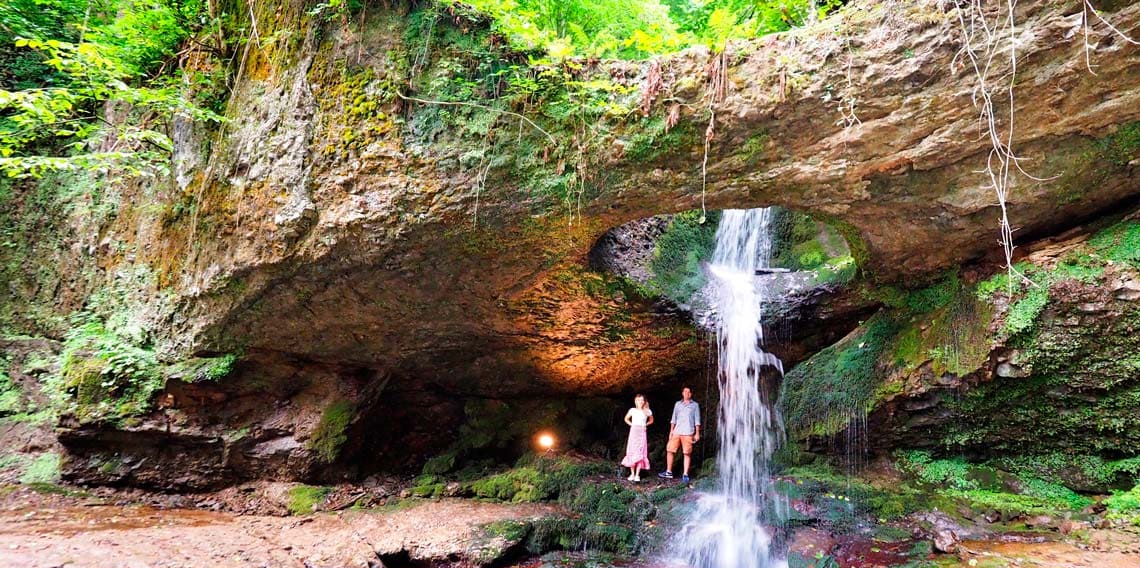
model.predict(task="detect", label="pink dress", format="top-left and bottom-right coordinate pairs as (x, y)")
top-left (620, 408), bottom-right (651, 469)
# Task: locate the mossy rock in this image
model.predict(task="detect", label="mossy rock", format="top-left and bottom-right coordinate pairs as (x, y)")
top-left (308, 399), bottom-right (356, 463)
top-left (286, 485), bottom-right (331, 515)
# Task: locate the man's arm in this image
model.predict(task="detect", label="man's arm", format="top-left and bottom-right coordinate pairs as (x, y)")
top-left (693, 404), bottom-right (701, 441)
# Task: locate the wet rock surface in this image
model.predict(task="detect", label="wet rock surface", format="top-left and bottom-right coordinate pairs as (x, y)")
top-left (0, 487), bottom-right (558, 568)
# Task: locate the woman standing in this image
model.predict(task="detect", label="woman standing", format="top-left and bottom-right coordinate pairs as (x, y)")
top-left (621, 394), bottom-right (654, 482)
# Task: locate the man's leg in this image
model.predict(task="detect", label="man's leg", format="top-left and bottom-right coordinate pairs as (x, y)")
top-left (680, 436), bottom-right (694, 480)
top-left (660, 435), bottom-right (679, 478)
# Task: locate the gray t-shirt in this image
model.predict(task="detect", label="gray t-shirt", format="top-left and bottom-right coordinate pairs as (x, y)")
top-left (670, 400), bottom-right (701, 435)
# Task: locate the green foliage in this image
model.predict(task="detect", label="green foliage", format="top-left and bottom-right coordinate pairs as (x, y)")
top-left (19, 452), bottom-right (61, 484)
top-left (994, 453), bottom-right (1140, 490)
top-left (56, 314), bottom-right (162, 423)
top-left (286, 485), bottom-right (331, 515)
top-left (308, 399), bottom-right (355, 463)
top-left (781, 314), bottom-right (901, 437)
top-left (1017, 477), bottom-right (1091, 511)
top-left (201, 353), bottom-right (238, 381)
top-left (1105, 484), bottom-right (1140, 525)
top-left (0, 0), bottom-right (225, 177)
top-left (0, 359), bottom-right (21, 415)
top-left (1089, 220), bottom-right (1140, 267)
top-left (456, 0), bottom-right (839, 60)
top-left (648, 209), bottom-right (721, 305)
top-left (663, 0), bottom-right (840, 47)
top-left (895, 450), bottom-right (975, 490)
top-left (1004, 286), bottom-right (1048, 336)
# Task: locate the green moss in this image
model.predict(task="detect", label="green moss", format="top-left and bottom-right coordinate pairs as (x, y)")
top-left (19, 453), bottom-right (61, 484)
top-left (422, 452), bottom-right (457, 476)
top-left (469, 467), bottom-right (547, 502)
top-left (624, 117), bottom-right (696, 163)
top-left (779, 463), bottom-right (924, 524)
top-left (781, 313), bottom-right (901, 437)
top-left (483, 519), bottom-right (531, 541)
top-left (647, 209), bottom-right (721, 304)
top-left (464, 454), bottom-right (612, 503)
top-left (286, 485), bottom-right (331, 515)
top-left (308, 399), bottom-right (355, 464)
top-left (202, 353), bottom-right (239, 381)
top-left (1098, 121), bottom-right (1140, 166)
top-left (1089, 220), bottom-right (1140, 267)
top-left (412, 473), bottom-right (447, 498)
top-left (993, 453), bottom-right (1140, 490)
top-left (876, 271), bottom-right (960, 314)
top-left (0, 363), bottom-right (22, 415)
top-left (738, 131), bottom-right (770, 165)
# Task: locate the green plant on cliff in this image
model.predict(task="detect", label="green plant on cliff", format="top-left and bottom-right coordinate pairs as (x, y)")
top-left (54, 314), bottom-right (162, 423)
top-left (995, 453), bottom-right (1140, 491)
top-left (895, 450), bottom-right (976, 490)
top-left (648, 209), bottom-right (721, 304)
top-left (780, 314), bottom-right (901, 437)
top-left (308, 399), bottom-right (355, 463)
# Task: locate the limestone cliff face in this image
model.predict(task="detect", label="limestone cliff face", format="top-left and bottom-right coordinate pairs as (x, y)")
top-left (2, 0), bottom-right (1139, 488)
top-left (780, 214), bottom-right (1140, 489)
top-left (153, 0), bottom-right (1140, 393)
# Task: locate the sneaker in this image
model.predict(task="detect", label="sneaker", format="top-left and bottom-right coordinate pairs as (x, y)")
top-left (627, 474), bottom-right (635, 481)
top-left (634, 475), bottom-right (641, 482)
top-left (658, 471), bottom-right (674, 479)
top-left (681, 475), bottom-right (690, 483)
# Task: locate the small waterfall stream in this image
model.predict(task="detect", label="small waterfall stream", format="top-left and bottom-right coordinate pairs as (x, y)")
top-left (676, 207), bottom-right (787, 568)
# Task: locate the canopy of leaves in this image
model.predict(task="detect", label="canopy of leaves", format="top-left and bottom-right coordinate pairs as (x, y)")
top-left (464, 0), bottom-right (841, 59)
top-left (0, 0), bottom-right (225, 177)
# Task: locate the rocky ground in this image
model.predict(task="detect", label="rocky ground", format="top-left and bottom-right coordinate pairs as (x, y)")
top-left (3, 475), bottom-right (1140, 568)
top-left (0, 485), bottom-right (558, 568)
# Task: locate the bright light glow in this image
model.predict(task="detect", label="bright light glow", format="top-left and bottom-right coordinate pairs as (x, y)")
top-left (537, 433), bottom-right (555, 449)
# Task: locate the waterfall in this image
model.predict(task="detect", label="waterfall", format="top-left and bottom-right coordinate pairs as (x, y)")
top-left (676, 207), bottom-right (787, 568)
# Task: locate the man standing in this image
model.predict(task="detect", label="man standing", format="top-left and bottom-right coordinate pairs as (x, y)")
top-left (658, 386), bottom-right (700, 483)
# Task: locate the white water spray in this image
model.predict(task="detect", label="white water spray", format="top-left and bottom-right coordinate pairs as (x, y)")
top-left (676, 208), bottom-right (787, 568)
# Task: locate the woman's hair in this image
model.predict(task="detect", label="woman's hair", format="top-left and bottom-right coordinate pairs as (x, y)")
top-left (634, 394), bottom-right (648, 409)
